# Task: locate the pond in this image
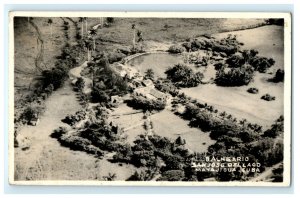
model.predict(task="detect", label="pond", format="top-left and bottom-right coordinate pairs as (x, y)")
top-left (127, 53), bottom-right (184, 78)
top-left (127, 52), bottom-right (216, 82)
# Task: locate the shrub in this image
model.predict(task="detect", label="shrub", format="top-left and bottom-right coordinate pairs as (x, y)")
top-left (21, 106), bottom-right (41, 124)
top-left (75, 77), bottom-right (85, 91)
top-left (51, 127), bottom-right (68, 138)
top-left (273, 69), bottom-right (284, 82)
top-left (247, 87), bottom-right (259, 94)
top-left (62, 110), bottom-right (86, 126)
top-left (168, 45), bottom-right (186, 54)
top-left (261, 94), bottom-right (276, 101)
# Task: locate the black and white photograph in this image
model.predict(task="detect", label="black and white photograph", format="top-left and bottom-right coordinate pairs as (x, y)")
top-left (9, 12), bottom-right (291, 186)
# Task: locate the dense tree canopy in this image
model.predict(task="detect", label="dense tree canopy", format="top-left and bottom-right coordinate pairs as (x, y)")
top-left (165, 64), bottom-right (203, 87)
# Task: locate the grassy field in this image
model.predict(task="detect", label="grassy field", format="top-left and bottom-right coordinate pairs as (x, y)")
top-left (110, 104), bottom-right (215, 153)
top-left (109, 103), bottom-right (146, 144)
top-left (90, 18), bottom-right (266, 44)
top-left (151, 110), bottom-right (215, 153)
top-left (183, 25), bottom-right (284, 128)
top-left (14, 17), bottom-right (70, 103)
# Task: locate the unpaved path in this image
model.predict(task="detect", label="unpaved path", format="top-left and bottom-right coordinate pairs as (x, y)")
top-left (69, 61), bottom-right (92, 94)
top-left (14, 66), bottom-right (134, 181)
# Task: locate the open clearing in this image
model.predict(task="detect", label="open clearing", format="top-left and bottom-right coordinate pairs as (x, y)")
top-left (110, 103), bottom-right (145, 144)
top-left (110, 104), bottom-right (215, 153)
top-left (151, 110), bottom-right (215, 153)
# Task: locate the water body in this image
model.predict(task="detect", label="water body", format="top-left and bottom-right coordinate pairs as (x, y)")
top-left (127, 53), bottom-right (184, 78)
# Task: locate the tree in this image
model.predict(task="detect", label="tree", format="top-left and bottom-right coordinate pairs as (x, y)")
top-left (175, 136), bottom-right (186, 146)
top-left (106, 17), bottom-right (114, 23)
top-left (137, 30), bottom-right (143, 42)
top-left (79, 17), bottom-right (84, 37)
top-left (145, 69), bottom-right (155, 80)
top-left (84, 17), bottom-right (88, 33)
top-left (89, 29), bottom-right (97, 51)
top-left (131, 24), bottom-right (136, 48)
top-left (84, 37), bottom-right (93, 61)
top-left (47, 19), bottom-right (53, 39)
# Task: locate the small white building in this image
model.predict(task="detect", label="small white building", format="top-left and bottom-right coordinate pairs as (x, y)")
top-left (113, 63), bottom-right (139, 79)
top-left (134, 86), bottom-right (172, 105)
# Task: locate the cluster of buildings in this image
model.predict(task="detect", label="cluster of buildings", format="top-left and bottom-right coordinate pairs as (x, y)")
top-left (111, 63), bottom-right (172, 105)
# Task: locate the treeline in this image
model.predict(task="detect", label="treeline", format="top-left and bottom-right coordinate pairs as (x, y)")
top-left (169, 34), bottom-right (242, 56)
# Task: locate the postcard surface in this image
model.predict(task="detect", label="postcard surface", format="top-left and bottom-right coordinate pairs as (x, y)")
top-left (9, 12), bottom-right (291, 186)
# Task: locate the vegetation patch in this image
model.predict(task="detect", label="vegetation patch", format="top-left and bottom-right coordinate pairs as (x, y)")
top-left (168, 45), bottom-right (186, 54)
top-left (90, 55), bottom-right (129, 103)
top-left (126, 95), bottom-right (166, 112)
top-left (261, 94), bottom-right (276, 101)
top-left (247, 87), bottom-right (259, 94)
top-left (215, 65), bottom-right (254, 86)
top-left (165, 64), bottom-right (203, 87)
top-left (272, 69), bottom-right (284, 83)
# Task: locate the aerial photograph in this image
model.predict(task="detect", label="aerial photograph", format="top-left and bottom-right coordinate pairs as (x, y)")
top-left (11, 14), bottom-right (288, 184)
